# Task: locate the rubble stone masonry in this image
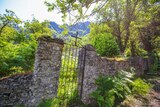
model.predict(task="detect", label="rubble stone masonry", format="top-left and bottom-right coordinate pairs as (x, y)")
top-left (0, 36), bottom-right (64, 106)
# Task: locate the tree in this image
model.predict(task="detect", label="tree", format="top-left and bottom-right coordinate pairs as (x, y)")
top-left (0, 9), bottom-right (21, 37)
top-left (139, 8), bottom-right (160, 54)
top-left (94, 0), bottom-right (160, 56)
top-left (96, 0), bottom-right (143, 55)
top-left (24, 18), bottom-right (54, 39)
top-left (0, 14), bottom-right (55, 77)
top-left (45, 0), bottom-right (160, 57)
top-left (44, 0), bottom-right (108, 24)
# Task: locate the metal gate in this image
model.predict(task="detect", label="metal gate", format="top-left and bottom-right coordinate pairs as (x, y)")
top-left (57, 37), bottom-right (86, 106)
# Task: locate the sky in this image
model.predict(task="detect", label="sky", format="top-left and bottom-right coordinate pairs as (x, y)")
top-left (0, 0), bottom-right (63, 24)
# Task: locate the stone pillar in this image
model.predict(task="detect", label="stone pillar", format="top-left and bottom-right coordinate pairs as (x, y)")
top-left (78, 44), bottom-right (101, 105)
top-left (29, 36), bottom-right (64, 106)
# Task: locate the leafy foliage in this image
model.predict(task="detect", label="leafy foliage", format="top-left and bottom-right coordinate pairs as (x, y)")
top-left (91, 69), bottom-right (152, 107)
top-left (89, 23), bottom-right (119, 57)
top-left (91, 33), bottom-right (119, 57)
top-left (0, 11), bottom-right (54, 77)
top-left (45, 0), bottom-right (100, 23)
top-left (131, 78), bottom-right (152, 96)
top-left (91, 70), bottom-right (134, 107)
top-left (0, 41), bottom-right (37, 76)
top-left (45, 0), bottom-right (160, 57)
top-left (0, 9), bottom-right (21, 37)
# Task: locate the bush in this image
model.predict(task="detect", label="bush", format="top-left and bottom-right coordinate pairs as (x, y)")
top-left (90, 70), bottom-right (134, 107)
top-left (91, 33), bottom-right (119, 57)
top-left (90, 69), bottom-right (152, 107)
top-left (0, 41), bottom-right (36, 77)
top-left (131, 78), bottom-right (152, 96)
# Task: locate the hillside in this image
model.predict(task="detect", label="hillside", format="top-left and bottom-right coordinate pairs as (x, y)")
top-left (49, 21), bottom-right (90, 36)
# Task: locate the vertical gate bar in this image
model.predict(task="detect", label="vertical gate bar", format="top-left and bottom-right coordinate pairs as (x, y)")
top-left (66, 44), bottom-right (71, 99)
top-left (78, 47), bottom-right (81, 97)
top-left (73, 45), bottom-right (75, 95)
top-left (58, 45), bottom-right (63, 99)
top-left (70, 44), bottom-right (74, 97)
top-left (69, 44), bottom-right (73, 97)
top-left (63, 44), bottom-right (68, 100)
top-left (72, 45), bottom-right (77, 97)
top-left (74, 45), bottom-right (78, 92)
top-left (62, 44), bottom-right (68, 100)
top-left (80, 47), bottom-right (86, 99)
top-left (78, 46), bottom-right (84, 97)
top-left (61, 45), bottom-right (64, 99)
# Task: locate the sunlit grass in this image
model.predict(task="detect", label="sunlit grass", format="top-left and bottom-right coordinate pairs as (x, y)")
top-left (53, 44), bottom-right (80, 106)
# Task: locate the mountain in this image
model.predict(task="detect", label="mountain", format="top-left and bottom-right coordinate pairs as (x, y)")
top-left (49, 21), bottom-right (90, 36)
top-left (69, 21), bottom-right (90, 36)
top-left (49, 22), bottom-right (63, 33)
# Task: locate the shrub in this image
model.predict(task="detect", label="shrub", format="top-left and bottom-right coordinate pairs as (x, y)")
top-left (0, 41), bottom-right (36, 77)
top-left (131, 78), bottom-right (152, 96)
top-left (91, 33), bottom-right (119, 57)
top-left (90, 70), bottom-right (134, 107)
top-left (90, 69), bottom-right (152, 107)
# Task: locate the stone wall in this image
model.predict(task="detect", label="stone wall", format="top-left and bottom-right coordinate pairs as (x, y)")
top-left (78, 44), bottom-right (148, 105)
top-left (0, 73), bottom-right (33, 106)
top-left (0, 41), bottom-right (149, 106)
top-left (0, 36), bottom-right (64, 106)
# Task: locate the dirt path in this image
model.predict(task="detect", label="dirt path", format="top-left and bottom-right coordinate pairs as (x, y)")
top-left (123, 76), bottom-right (160, 107)
top-left (148, 79), bottom-right (160, 107)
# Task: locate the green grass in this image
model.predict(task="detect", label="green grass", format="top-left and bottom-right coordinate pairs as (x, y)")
top-left (57, 52), bottom-right (79, 106)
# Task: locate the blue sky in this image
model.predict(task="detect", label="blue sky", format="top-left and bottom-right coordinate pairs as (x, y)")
top-left (0, 0), bottom-right (63, 24)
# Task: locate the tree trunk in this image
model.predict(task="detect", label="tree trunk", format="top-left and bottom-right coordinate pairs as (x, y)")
top-left (131, 40), bottom-right (136, 57)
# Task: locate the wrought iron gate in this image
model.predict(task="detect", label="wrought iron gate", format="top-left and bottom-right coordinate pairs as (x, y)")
top-left (57, 37), bottom-right (86, 106)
